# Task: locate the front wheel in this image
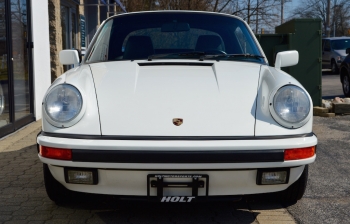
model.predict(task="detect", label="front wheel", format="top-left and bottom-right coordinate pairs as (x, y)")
top-left (43, 164), bottom-right (71, 203)
top-left (342, 73), bottom-right (350, 97)
top-left (280, 165), bottom-right (308, 204)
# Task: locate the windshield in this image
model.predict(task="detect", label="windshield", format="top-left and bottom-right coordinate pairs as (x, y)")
top-left (331, 39), bottom-right (350, 50)
top-left (85, 12), bottom-right (264, 64)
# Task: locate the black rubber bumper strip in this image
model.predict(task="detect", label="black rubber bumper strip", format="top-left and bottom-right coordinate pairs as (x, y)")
top-left (41, 132), bottom-right (314, 141)
top-left (71, 149), bottom-right (284, 163)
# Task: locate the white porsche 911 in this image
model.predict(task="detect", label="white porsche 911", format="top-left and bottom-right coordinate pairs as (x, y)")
top-left (37, 11), bottom-right (317, 204)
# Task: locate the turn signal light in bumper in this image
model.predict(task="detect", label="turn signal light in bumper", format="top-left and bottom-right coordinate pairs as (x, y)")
top-left (284, 146), bottom-right (316, 161)
top-left (39, 145), bottom-right (72, 160)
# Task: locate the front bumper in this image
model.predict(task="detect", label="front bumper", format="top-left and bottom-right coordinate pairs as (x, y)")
top-left (37, 133), bottom-right (317, 196)
top-left (46, 164), bottom-right (306, 196)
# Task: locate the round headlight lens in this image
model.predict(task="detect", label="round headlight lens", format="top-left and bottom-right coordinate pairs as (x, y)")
top-left (273, 85), bottom-right (310, 124)
top-left (45, 84), bottom-right (83, 123)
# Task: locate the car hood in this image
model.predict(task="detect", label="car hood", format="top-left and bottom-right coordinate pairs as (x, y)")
top-left (334, 49), bottom-right (346, 57)
top-left (90, 60), bottom-right (261, 136)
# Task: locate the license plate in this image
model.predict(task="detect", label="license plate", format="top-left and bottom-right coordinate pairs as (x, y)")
top-left (147, 174), bottom-right (209, 202)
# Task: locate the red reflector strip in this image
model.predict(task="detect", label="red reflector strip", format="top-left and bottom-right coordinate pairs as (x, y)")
top-left (39, 145), bottom-right (72, 160)
top-left (284, 146), bottom-right (316, 161)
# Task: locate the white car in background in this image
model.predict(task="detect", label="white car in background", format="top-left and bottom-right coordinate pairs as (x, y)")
top-left (322, 37), bottom-right (350, 74)
top-left (37, 11), bottom-right (317, 204)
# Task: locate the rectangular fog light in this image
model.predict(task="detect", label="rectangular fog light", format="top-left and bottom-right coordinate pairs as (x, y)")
top-left (256, 168), bottom-right (289, 185)
top-left (64, 168), bottom-right (98, 185)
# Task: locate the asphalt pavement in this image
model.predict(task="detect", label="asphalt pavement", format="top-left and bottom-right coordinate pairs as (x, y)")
top-left (322, 70), bottom-right (344, 98)
top-left (287, 116), bottom-right (350, 224)
top-left (284, 71), bottom-right (350, 224)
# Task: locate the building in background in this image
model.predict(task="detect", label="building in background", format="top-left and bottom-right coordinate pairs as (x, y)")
top-left (49, 0), bottom-right (120, 81)
top-left (0, 0), bottom-right (50, 138)
top-left (49, 0), bottom-right (82, 80)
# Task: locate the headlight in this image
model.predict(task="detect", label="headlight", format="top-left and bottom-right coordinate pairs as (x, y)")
top-left (44, 84), bottom-right (84, 127)
top-left (337, 56), bottom-right (346, 61)
top-left (269, 85), bottom-right (311, 129)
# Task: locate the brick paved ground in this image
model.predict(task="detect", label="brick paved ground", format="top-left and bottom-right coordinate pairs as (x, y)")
top-left (0, 121), bottom-right (296, 224)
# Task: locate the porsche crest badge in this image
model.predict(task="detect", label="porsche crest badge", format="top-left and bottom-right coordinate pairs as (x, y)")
top-left (173, 118), bottom-right (183, 126)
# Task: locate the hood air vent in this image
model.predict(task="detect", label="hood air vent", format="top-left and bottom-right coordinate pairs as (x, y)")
top-left (138, 62), bottom-right (213, 66)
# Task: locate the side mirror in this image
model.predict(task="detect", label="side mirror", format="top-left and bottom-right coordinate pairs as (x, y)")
top-left (346, 48), bottom-right (350, 54)
top-left (275, 50), bottom-right (299, 69)
top-left (59, 50), bottom-right (80, 65)
top-left (75, 49), bottom-right (82, 63)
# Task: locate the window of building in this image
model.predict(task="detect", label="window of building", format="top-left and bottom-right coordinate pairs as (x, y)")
top-left (0, 0), bottom-right (34, 138)
top-left (61, 0), bottom-right (78, 71)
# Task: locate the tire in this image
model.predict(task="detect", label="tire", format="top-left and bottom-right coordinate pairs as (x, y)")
top-left (280, 165), bottom-right (308, 204)
top-left (341, 72), bottom-right (350, 97)
top-left (331, 60), bottom-right (339, 74)
top-left (43, 164), bottom-right (71, 203)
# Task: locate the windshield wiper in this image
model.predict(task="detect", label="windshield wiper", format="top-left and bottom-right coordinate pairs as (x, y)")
top-left (147, 52), bottom-right (264, 61)
top-left (148, 51), bottom-right (205, 61)
top-left (201, 53), bottom-right (265, 61)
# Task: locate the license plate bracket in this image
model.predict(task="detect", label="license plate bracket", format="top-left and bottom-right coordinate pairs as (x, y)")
top-left (147, 174), bottom-right (209, 201)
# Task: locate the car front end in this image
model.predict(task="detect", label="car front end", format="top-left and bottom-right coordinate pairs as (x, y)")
top-left (335, 53), bottom-right (347, 67)
top-left (332, 38), bottom-right (350, 67)
top-left (37, 11), bottom-right (317, 204)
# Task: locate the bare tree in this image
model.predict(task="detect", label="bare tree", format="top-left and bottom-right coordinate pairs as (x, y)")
top-left (333, 3), bottom-right (350, 36)
top-left (290, 0), bottom-right (350, 36)
top-left (221, 0), bottom-right (282, 33)
top-left (121, 0), bottom-right (157, 11)
top-left (121, 0), bottom-right (213, 11)
top-left (156, 0), bottom-right (213, 10)
top-left (117, 0), bottom-right (286, 34)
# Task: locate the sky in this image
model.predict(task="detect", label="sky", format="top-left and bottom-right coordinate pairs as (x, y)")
top-left (284, 0), bottom-right (302, 20)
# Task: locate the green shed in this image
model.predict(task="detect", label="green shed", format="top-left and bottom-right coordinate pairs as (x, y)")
top-left (256, 19), bottom-right (322, 106)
